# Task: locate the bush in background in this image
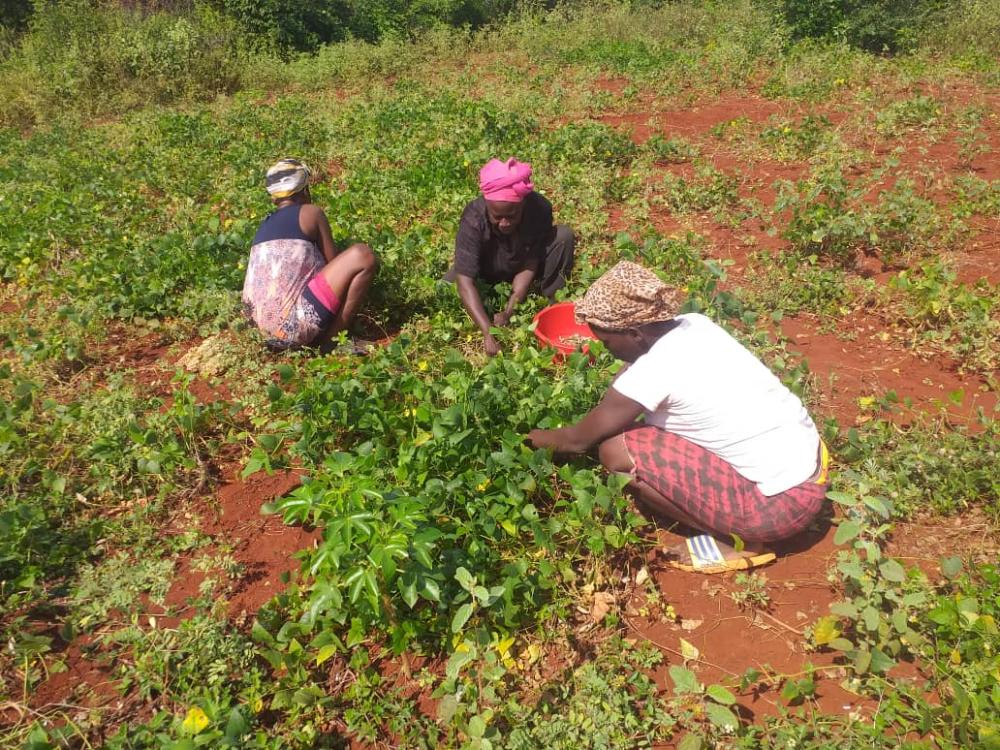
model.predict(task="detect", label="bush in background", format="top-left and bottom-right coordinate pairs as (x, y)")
top-left (0, 0), bottom-right (253, 127)
top-left (0, 0), bottom-right (32, 31)
top-left (217, 0), bottom-right (351, 51)
top-left (774, 0), bottom-right (948, 53)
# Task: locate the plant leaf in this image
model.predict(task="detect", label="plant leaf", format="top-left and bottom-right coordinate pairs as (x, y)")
top-left (181, 706), bottom-right (209, 735)
top-left (834, 520), bottom-right (861, 545)
top-left (940, 556), bottom-right (962, 579)
top-left (812, 615), bottom-right (841, 646)
top-left (669, 665), bottom-right (701, 695)
top-left (706, 684), bottom-right (737, 705)
top-left (705, 703), bottom-right (740, 731)
top-left (679, 637), bottom-right (700, 662)
top-left (451, 603), bottom-right (473, 634)
top-left (879, 559), bottom-right (906, 583)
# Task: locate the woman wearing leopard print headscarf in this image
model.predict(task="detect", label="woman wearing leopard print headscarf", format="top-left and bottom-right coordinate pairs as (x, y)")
top-left (527, 261), bottom-right (829, 574)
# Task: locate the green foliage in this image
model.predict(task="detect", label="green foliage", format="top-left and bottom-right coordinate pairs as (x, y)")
top-left (759, 114), bottom-right (835, 161)
top-left (836, 415), bottom-right (999, 519)
top-left (218, 0), bottom-right (350, 51)
top-left (776, 0), bottom-right (947, 53)
top-left (0, 102), bottom-right (322, 321)
top-left (540, 121), bottom-right (637, 167)
top-left (743, 250), bottom-right (855, 318)
top-left (775, 163), bottom-right (940, 264)
top-left (0, 375), bottom-right (227, 611)
top-left (2, 6), bottom-right (1000, 748)
top-left (887, 259), bottom-right (1000, 375)
top-left (729, 572), bottom-right (771, 611)
top-left (815, 472), bottom-right (1000, 747)
top-left (643, 135), bottom-right (700, 164)
top-left (0, 0), bottom-right (31, 31)
top-left (219, 0), bottom-right (493, 52)
top-left (824, 482), bottom-right (922, 677)
top-left (504, 639), bottom-right (675, 749)
top-left (0, 0), bottom-right (251, 127)
top-left (257, 325), bottom-right (642, 651)
top-left (344, 0), bottom-right (490, 43)
top-left (659, 165), bottom-right (742, 223)
top-left (952, 175), bottom-right (1000, 219)
top-left (920, 565), bottom-right (1000, 748)
top-left (70, 554), bottom-right (176, 631)
top-left (874, 94), bottom-right (941, 137)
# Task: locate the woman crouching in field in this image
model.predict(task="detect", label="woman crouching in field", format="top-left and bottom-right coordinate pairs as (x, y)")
top-left (241, 158), bottom-right (377, 351)
top-left (445, 157), bottom-right (575, 357)
top-left (527, 261), bottom-right (829, 573)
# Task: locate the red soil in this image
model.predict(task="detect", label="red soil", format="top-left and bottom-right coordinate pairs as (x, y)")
top-left (632, 521), bottom-right (874, 723)
top-left (205, 468), bottom-right (319, 620)
top-left (600, 94), bottom-right (787, 144)
top-left (781, 313), bottom-right (996, 427)
top-left (26, 634), bottom-right (121, 716)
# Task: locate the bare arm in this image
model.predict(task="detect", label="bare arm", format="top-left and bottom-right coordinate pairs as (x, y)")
top-left (299, 204), bottom-right (337, 263)
top-left (528, 388), bottom-right (645, 454)
top-left (456, 274), bottom-right (492, 334)
top-left (496, 262), bottom-right (538, 326)
top-left (456, 273), bottom-right (501, 356)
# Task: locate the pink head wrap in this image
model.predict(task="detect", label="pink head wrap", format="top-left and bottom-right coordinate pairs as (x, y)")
top-left (479, 158), bottom-right (534, 203)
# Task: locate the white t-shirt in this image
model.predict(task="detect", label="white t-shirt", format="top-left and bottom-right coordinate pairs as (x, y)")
top-left (612, 313), bottom-right (819, 496)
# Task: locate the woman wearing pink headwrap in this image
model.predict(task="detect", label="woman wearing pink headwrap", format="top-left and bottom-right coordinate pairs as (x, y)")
top-left (445, 157), bottom-right (575, 357)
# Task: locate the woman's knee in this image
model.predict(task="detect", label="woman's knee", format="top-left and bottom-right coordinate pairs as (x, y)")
top-left (555, 224), bottom-right (575, 249)
top-left (598, 436), bottom-right (632, 474)
top-left (345, 242), bottom-right (378, 271)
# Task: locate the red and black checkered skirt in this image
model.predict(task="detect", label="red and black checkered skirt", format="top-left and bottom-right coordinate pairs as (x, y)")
top-left (622, 426), bottom-right (826, 544)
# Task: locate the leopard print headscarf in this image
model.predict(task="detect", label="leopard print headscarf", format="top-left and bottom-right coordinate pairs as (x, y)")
top-left (575, 261), bottom-right (681, 330)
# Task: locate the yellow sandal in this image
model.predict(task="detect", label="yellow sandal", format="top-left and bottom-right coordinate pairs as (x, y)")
top-left (667, 534), bottom-right (776, 575)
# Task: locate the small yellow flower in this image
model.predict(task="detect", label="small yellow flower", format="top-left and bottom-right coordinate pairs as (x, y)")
top-left (417, 360), bottom-right (428, 371)
top-left (476, 480), bottom-right (490, 492)
top-left (181, 706), bottom-right (209, 735)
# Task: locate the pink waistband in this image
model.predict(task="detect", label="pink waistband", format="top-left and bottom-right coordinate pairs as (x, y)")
top-left (307, 273), bottom-right (340, 313)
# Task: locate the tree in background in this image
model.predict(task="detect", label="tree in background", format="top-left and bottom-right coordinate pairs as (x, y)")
top-left (777, 0), bottom-right (948, 52)
top-left (218, 0), bottom-right (351, 51)
top-left (1, 0), bottom-right (33, 31)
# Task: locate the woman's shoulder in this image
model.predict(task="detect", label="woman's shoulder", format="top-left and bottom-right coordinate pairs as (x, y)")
top-left (461, 196), bottom-right (487, 215)
top-left (524, 191), bottom-right (552, 213)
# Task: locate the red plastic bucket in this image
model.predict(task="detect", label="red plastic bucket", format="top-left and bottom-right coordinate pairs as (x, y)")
top-left (532, 301), bottom-right (598, 358)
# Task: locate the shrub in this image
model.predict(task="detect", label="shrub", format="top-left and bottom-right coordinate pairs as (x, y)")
top-left (0, 0), bottom-right (253, 126)
top-left (217, 0), bottom-right (350, 51)
top-left (774, 0), bottom-right (948, 53)
top-left (344, 0), bottom-right (489, 43)
top-left (0, 0), bottom-right (32, 32)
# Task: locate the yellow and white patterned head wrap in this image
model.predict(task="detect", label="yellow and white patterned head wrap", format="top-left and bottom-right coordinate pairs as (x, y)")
top-left (575, 261), bottom-right (681, 331)
top-left (265, 158), bottom-right (311, 199)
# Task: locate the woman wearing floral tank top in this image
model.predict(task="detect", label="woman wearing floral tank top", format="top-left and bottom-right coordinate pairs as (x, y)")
top-left (242, 158), bottom-right (377, 350)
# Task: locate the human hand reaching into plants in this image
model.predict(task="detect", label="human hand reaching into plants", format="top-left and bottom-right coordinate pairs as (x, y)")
top-left (483, 332), bottom-right (501, 357)
top-left (492, 309), bottom-right (512, 327)
top-left (528, 390), bottom-right (644, 455)
top-left (527, 427), bottom-right (563, 450)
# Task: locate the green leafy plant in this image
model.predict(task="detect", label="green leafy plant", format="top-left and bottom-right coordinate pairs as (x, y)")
top-left (729, 572), bottom-right (771, 611)
top-left (644, 135), bottom-right (700, 164)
